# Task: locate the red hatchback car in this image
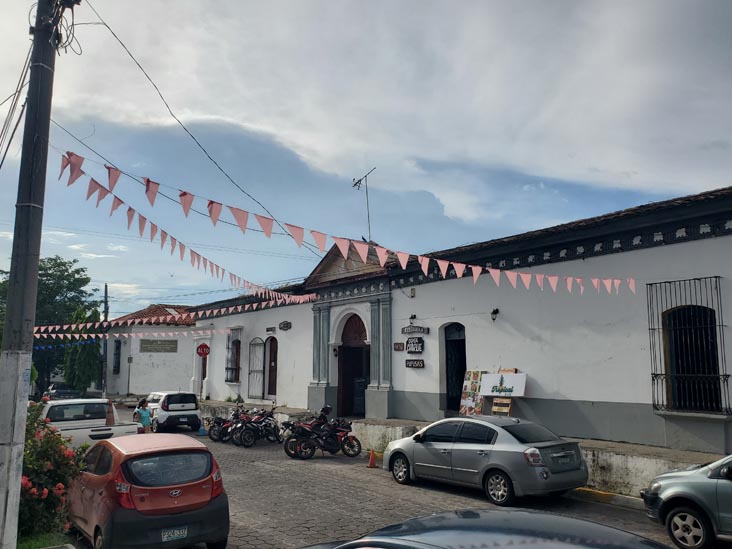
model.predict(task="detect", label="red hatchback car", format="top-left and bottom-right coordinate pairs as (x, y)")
top-left (68, 434), bottom-right (229, 549)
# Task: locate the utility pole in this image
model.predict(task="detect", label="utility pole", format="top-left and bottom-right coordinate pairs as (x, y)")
top-left (352, 167), bottom-right (376, 242)
top-left (101, 283), bottom-right (108, 397)
top-left (0, 1), bottom-right (60, 546)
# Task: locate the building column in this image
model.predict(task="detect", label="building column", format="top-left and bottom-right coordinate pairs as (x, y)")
top-left (369, 300), bottom-right (381, 388)
top-left (308, 304), bottom-right (333, 410)
top-left (366, 296), bottom-right (392, 419)
top-left (379, 297), bottom-right (392, 388)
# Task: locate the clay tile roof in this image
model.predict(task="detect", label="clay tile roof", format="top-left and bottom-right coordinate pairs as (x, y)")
top-left (112, 304), bottom-right (194, 325)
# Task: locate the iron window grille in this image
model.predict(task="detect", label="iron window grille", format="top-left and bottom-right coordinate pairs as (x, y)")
top-left (225, 329), bottom-right (242, 383)
top-left (647, 276), bottom-right (730, 414)
top-left (112, 340), bottom-right (121, 375)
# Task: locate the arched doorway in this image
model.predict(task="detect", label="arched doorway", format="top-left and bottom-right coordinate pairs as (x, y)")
top-left (444, 323), bottom-right (466, 412)
top-left (248, 338), bottom-right (265, 399)
top-left (265, 337), bottom-right (278, 400)
top-left (338, 314), bottom-right (370, 417)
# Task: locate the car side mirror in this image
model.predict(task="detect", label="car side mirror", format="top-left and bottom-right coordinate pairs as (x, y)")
top-left (721, 466), bottom-right (732, 480)
top-left (413, 434), bottom-right (423, 443)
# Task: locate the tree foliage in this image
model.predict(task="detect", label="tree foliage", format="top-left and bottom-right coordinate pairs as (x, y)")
top-left (0, 256), bottom-right (99, 390)
top-left (63, 307), bottom-right (102, 394)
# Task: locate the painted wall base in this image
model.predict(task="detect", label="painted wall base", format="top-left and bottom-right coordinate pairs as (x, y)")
top-left (308, 384), bottom-right (338, 414)
top-left (365, 386), bottom-right (391, 419)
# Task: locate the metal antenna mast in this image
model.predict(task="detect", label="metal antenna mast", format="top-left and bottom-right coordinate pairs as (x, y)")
top-left (352, 167), bottom-right (376, 242)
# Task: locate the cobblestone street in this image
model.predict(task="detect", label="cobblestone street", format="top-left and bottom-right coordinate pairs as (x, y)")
top-left (191, 434), bottom-right (672, 548)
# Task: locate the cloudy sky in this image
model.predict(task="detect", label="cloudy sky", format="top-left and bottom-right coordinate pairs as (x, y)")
top-left (0, 1), bottom-right (730, 317)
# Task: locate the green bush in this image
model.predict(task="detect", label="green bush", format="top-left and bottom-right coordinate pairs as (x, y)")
top-left (19, 398), bottom-right (87, 538)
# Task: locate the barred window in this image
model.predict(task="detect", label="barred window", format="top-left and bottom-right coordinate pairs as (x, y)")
top-left (112, 340), bottom-right (121, 375)
top-left (225, 328), bottom-right (242, 383)
top-left (647, 277), bottom-right (730, 414)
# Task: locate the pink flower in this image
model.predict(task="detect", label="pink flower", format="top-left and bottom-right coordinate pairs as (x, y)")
top-left (41, 488), bottom-right (48, 499)
top-left (29, 488), bottom-right (38, 497)
top-left (42, 396), bottom-right (50, 403)
top-left (63, 522), bottom-right (70, 532)
top-left (21, 476), bottom-right (32, 490)
top-left (44, 417), bottom-right (51, 423)
top-left (53, 482), bottom-right (65, 497)
top-left (64, 448), bottom-right (75, 459)
top-left (34, 430), bottom-right (44, 441)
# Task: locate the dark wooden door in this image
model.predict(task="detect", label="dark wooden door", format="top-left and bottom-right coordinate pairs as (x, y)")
top-left (267, 338), bottom-right (278, 397)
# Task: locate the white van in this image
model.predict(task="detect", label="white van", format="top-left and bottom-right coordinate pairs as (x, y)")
top-left (146, 391), bottom-right (202, 432)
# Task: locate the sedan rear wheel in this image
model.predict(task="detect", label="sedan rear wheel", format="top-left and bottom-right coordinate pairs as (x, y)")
top-left (485, 470), bottom-right (515, 506)
top-left (391, 454), bottom-right (411, 485)
top-left (666, 506), bottom-right (713, 549)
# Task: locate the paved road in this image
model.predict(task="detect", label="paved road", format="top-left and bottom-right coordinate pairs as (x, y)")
top-left (109, 407), bottom-right (675, 549)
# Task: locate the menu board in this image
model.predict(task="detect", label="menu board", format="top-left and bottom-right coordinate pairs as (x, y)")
top-left (459, 370), bottom-right (485, 416)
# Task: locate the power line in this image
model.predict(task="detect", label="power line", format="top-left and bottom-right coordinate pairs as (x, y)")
top-left (82, 0), bottom-right (321, 258)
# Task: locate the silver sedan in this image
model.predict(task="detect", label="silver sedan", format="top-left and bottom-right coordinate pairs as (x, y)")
top-left (383, 415), bottom-right (588, 506)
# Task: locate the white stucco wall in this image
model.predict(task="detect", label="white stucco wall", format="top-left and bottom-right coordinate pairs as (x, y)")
top-left (105, 325), bottom-right (196, 396)
top-left (204, 304), bottom-right (313, 408)
top-left (390, 236), bottom-right (731, 405)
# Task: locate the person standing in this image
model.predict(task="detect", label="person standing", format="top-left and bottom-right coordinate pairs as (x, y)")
top-left (133, 399), bottom-right (152, 433)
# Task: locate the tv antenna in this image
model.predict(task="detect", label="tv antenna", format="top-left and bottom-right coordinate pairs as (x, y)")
top-left (352, 167), bottom-right (376, 241)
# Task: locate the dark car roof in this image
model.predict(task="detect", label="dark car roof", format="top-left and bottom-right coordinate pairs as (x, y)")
top-left (336, 509), bottom-right (669, 548)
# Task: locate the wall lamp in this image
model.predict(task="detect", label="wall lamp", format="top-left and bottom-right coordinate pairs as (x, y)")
top-left (333, 347), bottom-right (338, 358)
top-left (491, 308), bottom-right (500, 322)
top-left (409, 314), bottom-right (416, 325)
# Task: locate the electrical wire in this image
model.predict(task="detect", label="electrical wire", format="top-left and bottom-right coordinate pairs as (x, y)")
top-left (0, 44), bottom-right (32, 162)
top-left (83, 0), bottom-right (321, 258)
top-left (0, 101), bottom-right (26, 172)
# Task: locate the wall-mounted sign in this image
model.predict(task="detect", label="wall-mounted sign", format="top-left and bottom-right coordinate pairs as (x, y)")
top-left (393, 342), bottom-right (405, 352)
top-left (406, 359), bottom-right (425, 368)
top-left (406, 337), bottom-right (424, 354)
top-left (196, 343), bottom-right (211, 357)
top-left (279, 321), bottom-right (292, 331)
top-left (266, 326), bottom-right (276, 334)
top-left (141, 340), bottom-right (179, 353)
top-left (401, 325), bottom-right (430, 335)
top-left (479, 373), bottom-right (527, 397)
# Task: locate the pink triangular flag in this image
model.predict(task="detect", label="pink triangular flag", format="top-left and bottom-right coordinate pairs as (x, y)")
top-left (160, 230), bottom-right (168, 250)
top-left (209, 261), bottom-right (215, 276)
top-left (375, 246), bottom-right (389, 267)
top-left (565, 277), bottom-right (574, 293)
top-left (149, 223), bottom-right (158, 242)
top-left (436, 259), bottom-right (449, 278)
top-left (418, 256), bottom-right (430, 276)
top-left (602, 278), bottom-right (613, 294)
top-left (310, 230), bottom-right (327, 252)
top-left (536, 273), bottom-right (545, 291)
top-left (613, 278), bottom-right (622, 294)
top-left (170, 236), bottom-right (177, 255)
top-left (470, 265), bottom-right (482, 284)
top-left (627, 278), bottom-right (636, 295)
top-left (577, 277), bottom-right (585, 295)
top-left (592, 278), bottom-right (601, 292)
top-left (95, 183), bottom-right (110, 207)
top-left (396, 252), bottom-right (410, 270)
top-left (487, 268), bottom-right (501, 287)
top-left (505, 271), bottom-right (518, 289)
top-left (207, 201), bottom-right (222, 226)
top-left (453, 262), bottom-right (467, 278)
top-left (255, 214), bottom-right (274, 237)
top-left (126, 207), bottom-right (135, 230)
top-left (105, 165), bottom-right (121, 191)
top-left (137, 214), bottom-right (147, 237)
top-left (66, 152), bottom-right (85, 186)
top-left (40, 326), bottom-right (47, 333)
top-left (228, 206), bottom-right (249, 235)
top-left (178, 242), bottom-right (186, 261)
top-left (353, 241), bottom-right (370, 263)
top-left (179, 191), bottom-right (194, 217)
top-left (546, 275), bottom-right (559, 293)
top-left (285, 223), bottom-right (304, 247)
top-left (109, 196), bottom-right (124, 217)
top-left (215, 265), bottom-right (220, 279)
top-left (519, 272), bottom-right (532, 290)
top-left (144, 178), bottom-right (160, 206)
top-left (59, 155), bottom-right (70, 180)
top-left (333, 237), bottom-right (351, 259)
top-left (203, 257), bottom-right (209, 271)
top-left (86, 178), bottom-right (101, 201)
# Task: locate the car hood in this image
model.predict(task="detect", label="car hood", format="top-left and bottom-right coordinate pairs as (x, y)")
top-left (655, 464), bottom-right (710, 481)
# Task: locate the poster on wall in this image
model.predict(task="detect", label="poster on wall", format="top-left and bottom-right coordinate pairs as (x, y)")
top-left (478, 373), bottom-right (527, 397)
top-left (459, 370), bottom-right (485, 416)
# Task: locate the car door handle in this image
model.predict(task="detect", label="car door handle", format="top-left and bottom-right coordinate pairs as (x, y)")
top-left (477, 450), bottom-right (489, 456)
top-left (440, 449), bottom-right (450, 455)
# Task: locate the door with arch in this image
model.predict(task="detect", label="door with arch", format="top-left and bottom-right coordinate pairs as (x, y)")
top-left (444, 323), bottom-right (466, 412)
top-left (338, 314), bottom-right (370, 417)
top-left (248, 338), bottom-right (265, 399)
top-left (265, 337), bottom-right (278, 400)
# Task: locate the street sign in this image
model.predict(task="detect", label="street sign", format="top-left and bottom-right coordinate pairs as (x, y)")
top-left (196, 343), bottom-right (211, 357)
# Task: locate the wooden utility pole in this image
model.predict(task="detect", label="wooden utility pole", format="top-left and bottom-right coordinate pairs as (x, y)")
top-left (0, 1), bottom-right (59, 546)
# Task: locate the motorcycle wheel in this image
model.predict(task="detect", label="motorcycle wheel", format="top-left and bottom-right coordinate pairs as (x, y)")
top-left (208, 424), bottom-right (222, 442)
top-left (283, 435), bottom-right (298, 458)
top-left (231, 427), bottom-right (243, 446)
top-left (267, 429), bottom-right (283, 443)
top-left (296, 438), bottom-right (316, 460)
top-left (220, 428), bottom-right (232, 443)
top-left (241, 428), bottom-right (256, 448)
top-left (341, 436), bottom-right (362, 457)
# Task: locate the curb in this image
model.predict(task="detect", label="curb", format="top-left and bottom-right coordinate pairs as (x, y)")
top-left (568, 487), bottom-right (645, 511)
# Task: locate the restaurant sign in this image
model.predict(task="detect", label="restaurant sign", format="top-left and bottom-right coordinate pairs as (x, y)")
top-left (478, 373), bottom-right (527, 397)
top-left (406, 337), bottom-right (424, 354)
top-left (401, 325), bottom-right (430, 335)
top-left (405, 359), bottom-right (425, 369)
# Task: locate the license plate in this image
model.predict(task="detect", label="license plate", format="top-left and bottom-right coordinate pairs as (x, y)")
top-left (179, 417), bottom-right (187, 422)
top-left (558, 456), bottom-right (571, 464)
top-left (161, 527), bottom-right (187, 542)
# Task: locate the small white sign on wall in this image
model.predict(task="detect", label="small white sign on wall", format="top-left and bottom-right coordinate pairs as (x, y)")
top-left (479, 373), bottom-right (527, 397)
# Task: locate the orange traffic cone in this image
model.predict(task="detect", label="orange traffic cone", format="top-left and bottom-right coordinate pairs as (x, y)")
top-left (367, 449), bottom-right (377, 468)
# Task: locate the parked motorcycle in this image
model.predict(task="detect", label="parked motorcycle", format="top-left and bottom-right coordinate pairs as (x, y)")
top-left (294, 408), bottom-right (362, 459)
top-left (208, 406), bottom-right (245, 443)
top-left (282, 406), bottom-right (331, 458)
top-left (232, 409), bottom-right (282, 447)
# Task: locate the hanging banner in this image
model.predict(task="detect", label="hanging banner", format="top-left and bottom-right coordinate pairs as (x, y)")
top-left (479, 373), bottom-right (527, 397)
top-left (459, 371), bottom-right (485, 416)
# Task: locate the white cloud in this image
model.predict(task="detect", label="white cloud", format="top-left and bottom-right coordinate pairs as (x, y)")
top-left (3, 1), bottom-right (731, 222)
top-left (107, 283), bottom-right (142, 298)
top-left (80, 252), bottom-right (116, 259)
top-left (67, 244), bottom-right (88, 251)
top-left (107, 244), bottom-right (129, 252)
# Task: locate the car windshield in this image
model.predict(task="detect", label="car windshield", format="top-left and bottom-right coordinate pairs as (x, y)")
top-left (166, 393), bottom-right (197, 405)
top-left (124, 451), bottom-right (211, 487)
top-left (504, 423), bottom-right (560, 443)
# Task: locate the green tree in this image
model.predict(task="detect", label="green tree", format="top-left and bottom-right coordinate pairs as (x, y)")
top-left (0, 256), bottom-right (99, 390)
top-left (62, 307), bottom-right (102, 394)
